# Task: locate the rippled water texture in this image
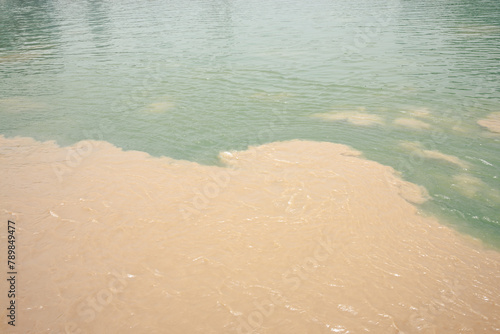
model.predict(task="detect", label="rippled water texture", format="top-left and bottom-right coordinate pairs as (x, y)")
top-left (1, 136), bottom-right (500, 333)
top-left (1, 0), bottom-right (500, 243)
top-left (1, 0), bottom-right (500, 332)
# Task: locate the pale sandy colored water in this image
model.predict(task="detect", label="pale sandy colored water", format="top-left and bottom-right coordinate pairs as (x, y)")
top-left (478, 112), bottom-right (500, 134)
top-left (311, 111), bottom-right (384, 127)
top-left (1, 136), bottom-right (499, 334)
top-left (393, 118), bottom-right (431, 130)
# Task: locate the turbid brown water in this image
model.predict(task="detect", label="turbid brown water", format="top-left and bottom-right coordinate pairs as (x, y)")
top-left (1, 136), bottom-right (499, 333)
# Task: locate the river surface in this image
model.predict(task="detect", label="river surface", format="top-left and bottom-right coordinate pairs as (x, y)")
top-left (1, 0), bottom-right (500, 333)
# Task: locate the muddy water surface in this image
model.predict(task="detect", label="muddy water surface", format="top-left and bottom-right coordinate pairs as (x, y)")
top-left (1, 136), bottom-right (499, 333)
